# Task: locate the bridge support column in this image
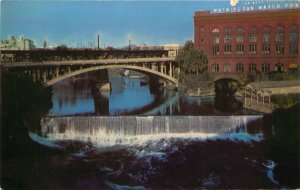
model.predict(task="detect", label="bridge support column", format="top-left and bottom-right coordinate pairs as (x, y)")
top-left (169, 62), bottom-right (173, 77)
top-left (47, 68), bottom-right (51, 80)
top-left (56, 67), bottom-right (59, 77)
top-left (36, 70), bottom-right (40, 81)
top-left (160, 65), bottom-right (166, 74)
top-left (32, 71), bottom-right (36, 82)
top-left (43, 71), bottom-right (47, 83)
top-left (68, 67), bottom-right (71, 73)
top-left (151, 63), bottom-right (156, 71)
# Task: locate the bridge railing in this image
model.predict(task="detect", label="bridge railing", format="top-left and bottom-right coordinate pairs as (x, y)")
top-left (0, 49), bottom-right (169, 62)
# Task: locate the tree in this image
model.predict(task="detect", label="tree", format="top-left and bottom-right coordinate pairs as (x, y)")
top-left (176, 40), bottom-right (208, 75)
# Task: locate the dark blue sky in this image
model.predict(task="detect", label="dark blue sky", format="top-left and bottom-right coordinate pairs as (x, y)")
top-left (1, 0), bottom-right (298, 48)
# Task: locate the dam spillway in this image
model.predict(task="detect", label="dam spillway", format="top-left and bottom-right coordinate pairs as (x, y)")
top-left (40, 115), bottom-right (263, 146)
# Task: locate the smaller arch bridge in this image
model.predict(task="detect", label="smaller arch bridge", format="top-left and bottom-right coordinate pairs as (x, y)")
top-left (212, 73), bottom-right (244, 82)
top-left (1, 57), bottom-right (178, 87)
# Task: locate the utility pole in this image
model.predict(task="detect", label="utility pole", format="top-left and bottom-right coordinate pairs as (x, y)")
top-left (97, 34), bottom-right (100, 49)
top-left (128, 34), bottom-right (131, 51)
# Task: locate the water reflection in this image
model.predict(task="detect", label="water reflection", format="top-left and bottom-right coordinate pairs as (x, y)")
top-left (49, 74), bottom-right (259, 116)
top-left (91, 86), bottom-right (109, 115)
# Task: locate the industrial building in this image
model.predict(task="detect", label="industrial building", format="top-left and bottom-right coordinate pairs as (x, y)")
top-left (0, 35), bottom-right (36, 50)
top-left (194, 9), bottom-right (300, 73)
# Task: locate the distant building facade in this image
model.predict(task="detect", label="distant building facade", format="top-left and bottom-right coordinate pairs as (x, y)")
top-left (0, 35), bottom-right (36, 50)
top-left (163, 44), bottom-right (181, 57)
top-left (194, 9), bottom-right (300, 73)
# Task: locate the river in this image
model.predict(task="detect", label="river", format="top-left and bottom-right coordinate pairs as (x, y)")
top-left (1, 71), bottom-right (299, 189)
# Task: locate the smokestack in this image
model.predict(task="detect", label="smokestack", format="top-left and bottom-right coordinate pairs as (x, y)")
top-left (97, 35), bottom-right (100, 49)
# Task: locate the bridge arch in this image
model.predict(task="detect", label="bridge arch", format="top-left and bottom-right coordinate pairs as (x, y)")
top-left (45, 65), bottom-right (178, 87)
top-left (213, 74), bottom-right (241, 82)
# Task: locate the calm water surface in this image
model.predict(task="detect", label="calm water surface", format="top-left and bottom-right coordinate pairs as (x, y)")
top-left (49, 73), bottom-right (257, 116)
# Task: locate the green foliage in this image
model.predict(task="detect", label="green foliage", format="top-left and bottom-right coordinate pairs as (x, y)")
top-left (263, 103), bottom-right (300, 187)
top-left (268, 72), bottom-right (300, 81)
top-left (179, 73), bottom-right (213, 89)
top-left (176, 40), bottom-right (208, 75)
top-left (1, 71), bottom-right (53, 132)
top-left (271, 93), bottom-right (300, 108)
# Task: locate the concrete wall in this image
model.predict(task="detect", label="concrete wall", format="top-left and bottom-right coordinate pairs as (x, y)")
top-left (262, 86), bottom-right (300, 94)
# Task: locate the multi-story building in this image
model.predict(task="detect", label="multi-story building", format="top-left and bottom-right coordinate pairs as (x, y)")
top-left (0, 35), bottom-right (36, 50)
top-left (194, 9), bottom-right (300, 73)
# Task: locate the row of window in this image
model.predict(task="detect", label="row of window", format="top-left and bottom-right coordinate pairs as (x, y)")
top-left (212, 26), bottom-right (298, 34)
top-left (211, 63), bottom-right (286, 73)
top-left (211, 43), bottom-right (298, 55)
top-left (211, 32), bottom-right (298, 43)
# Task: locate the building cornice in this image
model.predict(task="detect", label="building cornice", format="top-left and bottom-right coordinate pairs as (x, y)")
top-left (194, 8), bottom-right (300, 22)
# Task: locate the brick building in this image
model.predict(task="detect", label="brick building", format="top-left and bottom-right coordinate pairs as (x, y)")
top-left (194, 9), bottom-right (300, 73)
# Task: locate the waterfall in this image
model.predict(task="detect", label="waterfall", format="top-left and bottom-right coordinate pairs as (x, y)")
top-left (40, 115), bottom-right (263, 146)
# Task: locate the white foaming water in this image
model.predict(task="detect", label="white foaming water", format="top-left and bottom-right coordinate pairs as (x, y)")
top-left (37, 115), bottom-right (263, 148)
top-left (28, 132), bottom-right (60, 148)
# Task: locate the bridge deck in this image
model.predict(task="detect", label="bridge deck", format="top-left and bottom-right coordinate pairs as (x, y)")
top-left (1, 57), bottom-right (176, 68)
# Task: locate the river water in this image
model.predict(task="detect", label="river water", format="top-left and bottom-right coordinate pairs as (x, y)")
top-left (25, 72), bottom-right (282, 189)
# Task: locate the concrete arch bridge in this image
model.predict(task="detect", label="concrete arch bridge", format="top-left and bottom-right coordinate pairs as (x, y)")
top-left (1, 57), bottom-right (178, 87)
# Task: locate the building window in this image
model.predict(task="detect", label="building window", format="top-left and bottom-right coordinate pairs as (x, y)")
top-left (276, 26), bottom-right (284, 42)
top-left (249, 64), bottom-right (256, 72)
top-left (224, 27), bottom-right (231, 43)
top-left (237, 34), bottom-right (244, 43)
top-left (277, 25), bottom-right (284, 31)
top-left (212, 64), bottom-right (219, 72)
top-left (250, 26), bottom-right (256, 32)
top-left (224, 44), bottom-right (232, 54)
top-left (236, 44), bottom-right (244, 54)
top-left (237, 27), bottom-right (244, 33)
top-left (289, 32), bottom-right (298, 42)
top-left (262, 44), bottom-right (270, 54)
top-left (289, 43), bottom-right (298, 54)
top-left (262, 64), bottom-right (270, 73)
top-left (249, 44), bottom-right (257, 54)
top-left (225, 27), bottom-right (231, 33)
top-left (275, 63), bottom-right (283, 72)
top-left (212, 28), bottom-right (220, 33)
top-left (276, 43), bottom-right (284, 54)
top-left (236, 63), bottom-right (243, 72)
top-left (224, 34), bottom-right (232, 43)
top-left (211, 45), bottom-right (219, 55)
top-left (236, 26), bottom-right (244, 43)
top-left (224, 64), bottom-right (231, 72)
top-left (249, 33), bottom-right (257, 43)
top-left (249, 26), bottom-right (257, 43)
top-left (263, 33), bottom-right (271, 42)
top-left (276, 32), bottom-right (284, 42)
top-left (212, 35), bottom-right (220, 43)
top-left (263, 26), bottom-right (271, 42)
top-left (212, 28), bottom-right (220, 43)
